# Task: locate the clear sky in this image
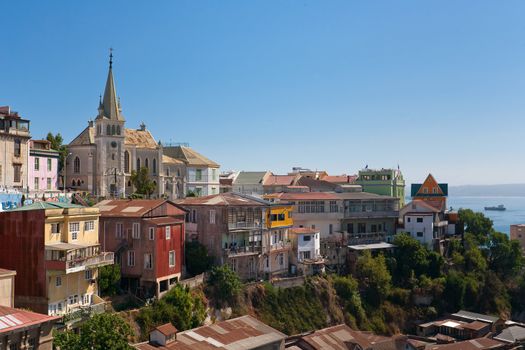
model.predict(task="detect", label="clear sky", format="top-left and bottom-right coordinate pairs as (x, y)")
top-left (1, 1), bottom-right (524, 186)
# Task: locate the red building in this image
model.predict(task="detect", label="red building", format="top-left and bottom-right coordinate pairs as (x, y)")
top-left (95, 199), bottom-right (186, 298)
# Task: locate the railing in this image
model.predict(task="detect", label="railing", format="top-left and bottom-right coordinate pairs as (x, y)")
top-left (347, 232), bottom-right (389, 245)
top-left (187, 175), bottom-right (218, 183)
top-left (343, 210), bottom-right (399, 218)
top-left (224, 246), bottom-right (261, 256)
top-left (46, 252), bottom-right (114, 273)
top-left (63, 298), bottom-right (107, 325)
top-left (228, 221), bottom-right (263, 230)
top-left (269, 241), bottom-right (292, 251)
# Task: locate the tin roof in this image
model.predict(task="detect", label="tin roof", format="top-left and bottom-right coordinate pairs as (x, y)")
top-left (0, 306), bottom-right (60, 334)
top-left (179, 192), bottom-right (270, 207)
top-left (427, 338), bottom-right (504, 350)
top-left (7, 202), bottom-right (84, 212)
top-left (155, 323), bottom-right (178, 336)
top-left (95, 199), bottom-right (185, 217)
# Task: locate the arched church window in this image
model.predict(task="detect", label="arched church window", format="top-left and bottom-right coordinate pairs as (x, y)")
top-left (106, 125), bottom-right (111, 135)
top-left (166, 167), bottom-right (170, 177)
top-left (74, 157), bottom-right (80, 173)
top-left (124, 151), bottom-right (130, 173)
top-left (117, 126), bottom-right (121, 135)
top-left (111, 125), bottom-right (116, 135)
top-left (112, 153), bottom-right (115, 160)
top-left (137, 158), bottom-right (141, 170)
top-left (145, 158), bottom-right (149, 169)
top-left (97, 125), bottom-right (101, 135)
top-left (127, 180), bottom-right (132, 187)
top-left (72, 179), bottom-right (76, 187)
top-left (152, 158), bottom-right (157, 174)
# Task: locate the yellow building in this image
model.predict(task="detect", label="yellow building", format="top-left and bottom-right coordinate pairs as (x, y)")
top-left (1, 202), bottom-right (114, 327)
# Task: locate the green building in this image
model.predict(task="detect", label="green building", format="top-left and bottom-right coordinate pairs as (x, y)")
top-left (355, 168), bottom-right (406, 206)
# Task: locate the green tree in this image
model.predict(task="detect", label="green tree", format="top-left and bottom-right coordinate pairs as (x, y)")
top-left (98, 264), bottom-right (121, 296)
top-left (443, 270), bottom-right (466, 311)
top-left (185, 241), bottom-right (213, 276)
top-left (332, 275), bottom-right (368, 329)
top-left (458, 208), bottom-right (494, 244)
top-left (54, 313), bottom-right (134, 350)
top-left (46, 132), bottom-right (68, 172)
top-left (355, 251), bottom-right (392, 307)
top-left (207, 265), bottom-right (242, 307)
top-left (136, 284), bottom-right (206, 337)
top-left (130, 167), bottom-right (156, 198)
top-left (487, 231), bottom-right (524, 279)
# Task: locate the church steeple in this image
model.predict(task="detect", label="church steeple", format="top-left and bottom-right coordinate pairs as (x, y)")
top-left (98, 49), bottom-right (125, 121)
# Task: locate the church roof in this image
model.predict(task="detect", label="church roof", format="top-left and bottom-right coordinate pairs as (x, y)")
top-left (68, 126), bottom-right (95, 146)
top-left (162, 154), bottom-right (184, 165)
top-left (124, 128), bottom-right (158, 149)
top-left (164, 146), bottom-right (219, 167)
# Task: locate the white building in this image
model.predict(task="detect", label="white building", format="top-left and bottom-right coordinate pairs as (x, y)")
top-left (289, 227), bottom-right (324, 276)
top-left (163, 145), bottom-right (220, 197)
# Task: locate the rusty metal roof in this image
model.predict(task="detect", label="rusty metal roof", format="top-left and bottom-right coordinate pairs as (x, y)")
top-left (95, 199), bottom-right (185, 217)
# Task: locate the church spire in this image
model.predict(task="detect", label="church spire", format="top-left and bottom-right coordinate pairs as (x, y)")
top-left (99, 48), bottom-right (125, 121)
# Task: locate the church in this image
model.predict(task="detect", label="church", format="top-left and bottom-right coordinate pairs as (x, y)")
top-left (66, 54), bottom-right (167, 198)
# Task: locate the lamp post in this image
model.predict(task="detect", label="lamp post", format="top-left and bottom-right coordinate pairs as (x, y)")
top-left (63, 152), bottom-right (72, 196)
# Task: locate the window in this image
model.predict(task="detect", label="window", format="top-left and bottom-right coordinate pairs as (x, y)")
top-left (417, 232), bottom-right (424, 237)
top-left (209, 209), bottom-right (216, 224)
top-left (106, 125), bottom-right (111, 135)
top-left (153, 158), bottom-right (157, 174)
top-left (145, 158), bottom-right (149, 169)
top-left (84, 221), bottom-right (94, 231)
top-left (329, 201), bottom-right (338, 213)
top-left (14, 139), bottom-right (21, 157)
top-left (70, 222), bottom-right (79, 240)
top-left (149, 227), bottom-right (155, 240)
top-left (47, 158), bottom-right (52, 171)
top-left (136, 158), bottom-right (141, 170)
top-left (212, 168), bottom-right (217, 181)
top-left (144, 253), bottom-right (153, 269)
top-left (357, 223), bottom-right (367, 233)
top-left (279, 253), bottom-right (284, 266)
top-left (85, 269), bottom-right (92, 280)
top-left (47, 177), bottom-right (52, 190)
top-left (407, 217), bottom-right (411, 223)
top-left (301, 251), bottom-right (311, 260)
top-left (329, 224), bottom-right (333, 234)
top-left (117, 126), bottom-right (121, 135)
top-left (165, 226), bottom-right (171, 240)
top-left (34, 157), bottom-right (40, 170)
top-left (13, 165), bottom-right (21, 183)
top-left (423, 188), bottom-right (428, 194)
top-left (124, 151), bottom-right (130, 173)
top-left (128, 251), bottom-right (135, 266)
top-left (51, 223), bottom-right (60, 234)
top-left (9, 342), bottom-right (19, 350)
top-left (165, 167), bottom-right (170, 176)
top-left (195, 169), bottom-right (202, 181)
top-left (132, 223), bottom-right (140, 239)
top-left (73, 156), bottom-right (80, 173)
top-left (169, 251), bottom-right (175, 267)
top-left (56, 276), bottom-right (62, 287)
top-left (311, 224), bottom-right (315, 229)
top-left (347, 223), bottom-right (354, 234)
top-left (72, 231), bottom-right (78, 240)
top-left (111, 125), bottom-right (116, 135)
top-left (34, 177), bottom-right (39, 190)
top-left (83, 294), bottom-right (91, 305)
top-left (116, 223), bottom-right (123, 238)
top-left (303, 235), bottom-right (311, 242)
top-left (416, 217), bottom-right (423, 223)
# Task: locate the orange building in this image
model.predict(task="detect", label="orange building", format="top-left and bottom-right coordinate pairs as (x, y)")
top-left (411, 174), bottom-right (448, 210)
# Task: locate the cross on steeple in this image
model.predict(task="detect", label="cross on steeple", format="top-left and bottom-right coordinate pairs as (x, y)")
top-left (109, 47), bottom-right (113, 69)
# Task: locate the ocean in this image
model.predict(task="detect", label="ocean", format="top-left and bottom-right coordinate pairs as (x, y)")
top-left (446, 196), bottom-right (525, 234)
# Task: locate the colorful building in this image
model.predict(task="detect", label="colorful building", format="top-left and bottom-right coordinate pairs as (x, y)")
top-left (0, 106), bottom-right (30, 193)
top-left (410, 173), bottom-right (448, 210)
top-left (355, 168), bottom-right (406, 206)
top-left (28, 140), bottom-right (60, 197)
top-left (0, 202), bottom-right (113, 327)
top-left (95, 199), bottom-right (186, 298)
top-left (289, 228), bottom-right (324, 276)
top-left (180, 193), bottom-right (293, 280)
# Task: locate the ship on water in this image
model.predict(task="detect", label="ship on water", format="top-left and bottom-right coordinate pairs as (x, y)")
top-left (484, 204), bottom-right (506, 211)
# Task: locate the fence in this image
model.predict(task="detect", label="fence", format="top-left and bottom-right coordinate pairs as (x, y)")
top-left (180, 273), bottom-right (206, 289)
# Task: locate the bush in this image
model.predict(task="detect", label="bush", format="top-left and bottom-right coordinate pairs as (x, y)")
top-left (185, 241), bottom-right (213, 276)
top-left (206, 265), bottom-right (242, 307)
top-left (98, 264), bottom-right (121, 296)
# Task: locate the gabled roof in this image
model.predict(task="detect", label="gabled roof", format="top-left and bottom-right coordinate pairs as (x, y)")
top-left (294, 176), bottom-right (338, 191)
top-left (179, 192), bottom-right (271, 207)
top-left (162, 155), bottom-right (184, 165)
top-left (401, 200), bottom-right (441, 214)
top-left (164, 146), bottom-right (219, 167)
top-left (427, 338), bottom-right (504, 350)
top-left (263, 174), bottom-right (296, 186)
top-left (0, 306), bottom-right (60, 334)
top-left (125, 128), bottom-right (158, 149)
top-left (154, 323), bottom-right (178, 336)
top-left (95, 199), bottom-right (185, 217)
top-left (234, 171), bottom-right (269, 185)
top-left (494, 325), bottom-right (525, 343)
top-left (68, 126), bottom-right (95, 146)
top-left (411, 174), bottom-right (448, 197)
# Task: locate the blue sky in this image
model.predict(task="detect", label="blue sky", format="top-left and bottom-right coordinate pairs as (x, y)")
top-left (1, 1), bottom-right (524, 185)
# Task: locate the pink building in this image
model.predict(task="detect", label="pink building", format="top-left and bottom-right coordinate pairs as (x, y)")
top-left (28, 140), bottom-right (60, 195)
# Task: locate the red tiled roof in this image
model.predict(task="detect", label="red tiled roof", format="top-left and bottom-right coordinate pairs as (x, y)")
top-left (95, 199), bottom-right (186, 217)
top-left (155, 323), bottom-right (177, 336)
top-left (0, 306), bottom-right (60, 334)
top-left (272, 192), bottom-right (340, 200)
top-left (263, 175), bottom-right (296, 186)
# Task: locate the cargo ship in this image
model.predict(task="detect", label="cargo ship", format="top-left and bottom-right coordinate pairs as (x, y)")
top-left (484, 204), bottom-right (506, 211)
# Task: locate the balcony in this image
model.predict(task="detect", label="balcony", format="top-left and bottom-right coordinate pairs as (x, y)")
top-left (269, 241), bottom-right (292, 252)
top-left (343, 210), bottom-right (399, 219)
top-left (45, 243), bottom-right (114, 274)
top-left (347, 232), bottom-right (389, 245)
top-left (63, 295), bottom-right (107, 326)
top-left (228, 221), bottom-right (263, 231)
top-left (224, 245), bottom-right (261, 257)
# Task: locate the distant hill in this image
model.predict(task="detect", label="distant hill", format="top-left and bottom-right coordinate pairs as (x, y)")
top-left (449, 184), bottom-right (525, 197)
